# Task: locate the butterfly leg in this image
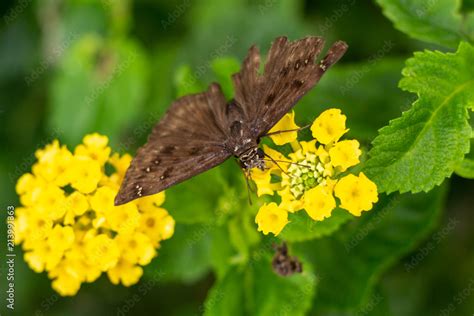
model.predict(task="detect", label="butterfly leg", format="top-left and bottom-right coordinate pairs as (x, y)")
top-left (235, 159), bottom-right (255, 205)
top-left (262, 123), bottom-right (311, 138)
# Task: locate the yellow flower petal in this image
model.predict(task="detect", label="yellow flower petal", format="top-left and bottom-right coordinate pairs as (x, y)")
top-left (85, 234), bottom-right (120, 271)
top-left (108, 152), bottom-right (132, 177)
top-left (52, 272), bottom-right (82, 296)
top-left (69, 156), bottom-right (102, 194)
top-left (262, 144), bottom-right (290, 172)
top-left (140, 208), bottom-right (175, 244)
top-left (311, 108), bottom-right (348, 144)
top-left (108, 203), bottom-right (141, 235)
top-left (117, 233), bottom-right (156, 265)
top-left (47, 225), bottom-right (75, 251)
top-left (16, 173), bottom-right (36, 195)
top-left (303, 185), bottom-right (336, 221)
top-left (300, 140), bottom-right (317, 155)
top-left (278, 186), bottom-right (304, 213)
top-left (334, 172), bottom-right (378, 216)
top-left (83, 133), bottom-right (109, 148)
top-left (268, 111), bottom-right (300, 145)
top-left (136, 192), bottom-right (166, 211)
top-left (329, 140), bottom-right (361, 171)
top-left (107, 258), bottom-right (143, 286)
top-left (251, 167), bottom-right (280, 197)
top-left (255, 202), bottom-right (289, 236)
top-left (89, 186), bottom-right (116, 214)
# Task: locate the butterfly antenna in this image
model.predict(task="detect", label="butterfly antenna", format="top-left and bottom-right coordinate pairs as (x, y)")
top-left (263, 153), bottom-right (291, 177)
top-left (263, 124), bottom-right (311, 138)
top-left (262, 156), bottom-right (313, 171)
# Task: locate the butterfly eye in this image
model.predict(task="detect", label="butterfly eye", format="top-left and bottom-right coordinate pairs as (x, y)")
top-left (257, 148), bottom-right (265, 159)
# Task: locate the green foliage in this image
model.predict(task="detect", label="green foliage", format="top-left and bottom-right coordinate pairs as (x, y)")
top-left (455, 157), bottom-right (474, 178)
top-left (211, 57), bottom-right (240, 99)
top-left (4, 1), bottom-right (474, 315)
top-left (164, 166), bottom-right (229, 224)
top-left (297, 186), bottom-right (446, 313)
top-left (143, 224), bottom-right (212, 283)
top-left (280, 208), bottom-right (353, 242)
top-left (49, 35), bottom-right (149, 145)
top-left (365, 42), bottom-right (474, 194)
top-left (376, 0), bottom-right (474, 48)
top-left (205, 255), bottom-right (316, 316)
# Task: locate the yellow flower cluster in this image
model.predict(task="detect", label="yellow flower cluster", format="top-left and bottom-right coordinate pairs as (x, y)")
top-left (253, 109), bottom-right (378, 236)
top-left (15, 133), bottom-right (175, 296)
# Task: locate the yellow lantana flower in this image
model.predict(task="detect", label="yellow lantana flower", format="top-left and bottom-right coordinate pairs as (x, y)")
top-left (268, 111), bottom-right (300, 145)
top-left (15, 133), bottom-right (175, 296)
top-left (335, 172), bottom-right (379, 216)
top-left (255, 202), bottom-right (289, 235)
top-left (304, 184), bottom-right (336, 221)
top-left (107, 258), bottom-right (144, 287)
top-left (74, 132), bottom-right (111, 165)
top-left (310, 108), bottom-right (348, 144)
top-left (252, 108), bottom-right (378, 235)
top-left (329, 140), bottom-right (361, 171)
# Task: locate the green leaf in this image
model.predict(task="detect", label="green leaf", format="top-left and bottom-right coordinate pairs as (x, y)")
top-left (204, 266), bottom-right (245, 316)
top-left (209, 225), bottom-right (236, 279)
top-left (365, 42), bottom-right (474, 194)
top-left (204, 254), bottom-right (316, 316)
top-left (376, 0), bottom-right (474, 48)
top-left (279, 208), bottom-right (353, 242)
top-left (164, 166), bottom-right (228, 224)
top-left (247, 255), bottom-right (316, 316)
top-left (455, 157), bottom-right (474, 178)
top-left (296, 186), bottom-right (447, 313)
top-left (143, 224), bottom-right (212, 283)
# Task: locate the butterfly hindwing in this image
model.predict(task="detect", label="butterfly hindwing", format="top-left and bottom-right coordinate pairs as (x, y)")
top-left (114, 84), bottom-right (231, 205)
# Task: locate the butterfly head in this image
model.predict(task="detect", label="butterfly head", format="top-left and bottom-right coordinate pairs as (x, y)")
top-left (239, 147), bottom-right (266, 171)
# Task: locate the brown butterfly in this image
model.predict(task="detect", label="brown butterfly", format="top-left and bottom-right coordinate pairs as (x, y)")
top-left (272, 242), bottom-right (303, 276)
top-left (114, 36), bottom-right (347, 206)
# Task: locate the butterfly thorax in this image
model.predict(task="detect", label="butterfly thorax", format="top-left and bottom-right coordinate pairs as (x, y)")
top-left (238, 147), bottom-right (265, 170)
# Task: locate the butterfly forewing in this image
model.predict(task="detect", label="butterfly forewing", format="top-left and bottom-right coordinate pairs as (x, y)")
top-left (232, 36), bottom-right (348, 137)
top-left (114, 84), bottom-right (232, 205)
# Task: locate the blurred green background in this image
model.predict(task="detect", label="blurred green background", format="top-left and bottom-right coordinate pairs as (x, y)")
top-left (1, 0), bottom-right (473, 315)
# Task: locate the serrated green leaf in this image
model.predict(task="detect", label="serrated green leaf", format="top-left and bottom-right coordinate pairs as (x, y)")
top-left (365, 42), bottom-right (474, 194)
top-left (143, 224), bottom-right (212, 283)
top-left (279, 208), bottom-right (353, 242)
top-left (455, 157), bottom-right (474, 178)
top-left (376, 0), bottom-right (474, 48)
top-left (297, 186), bottom-right (447, 313)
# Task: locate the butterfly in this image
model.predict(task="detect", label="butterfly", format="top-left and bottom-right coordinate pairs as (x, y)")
top-left (114, 36), bottom-right (347, 206)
